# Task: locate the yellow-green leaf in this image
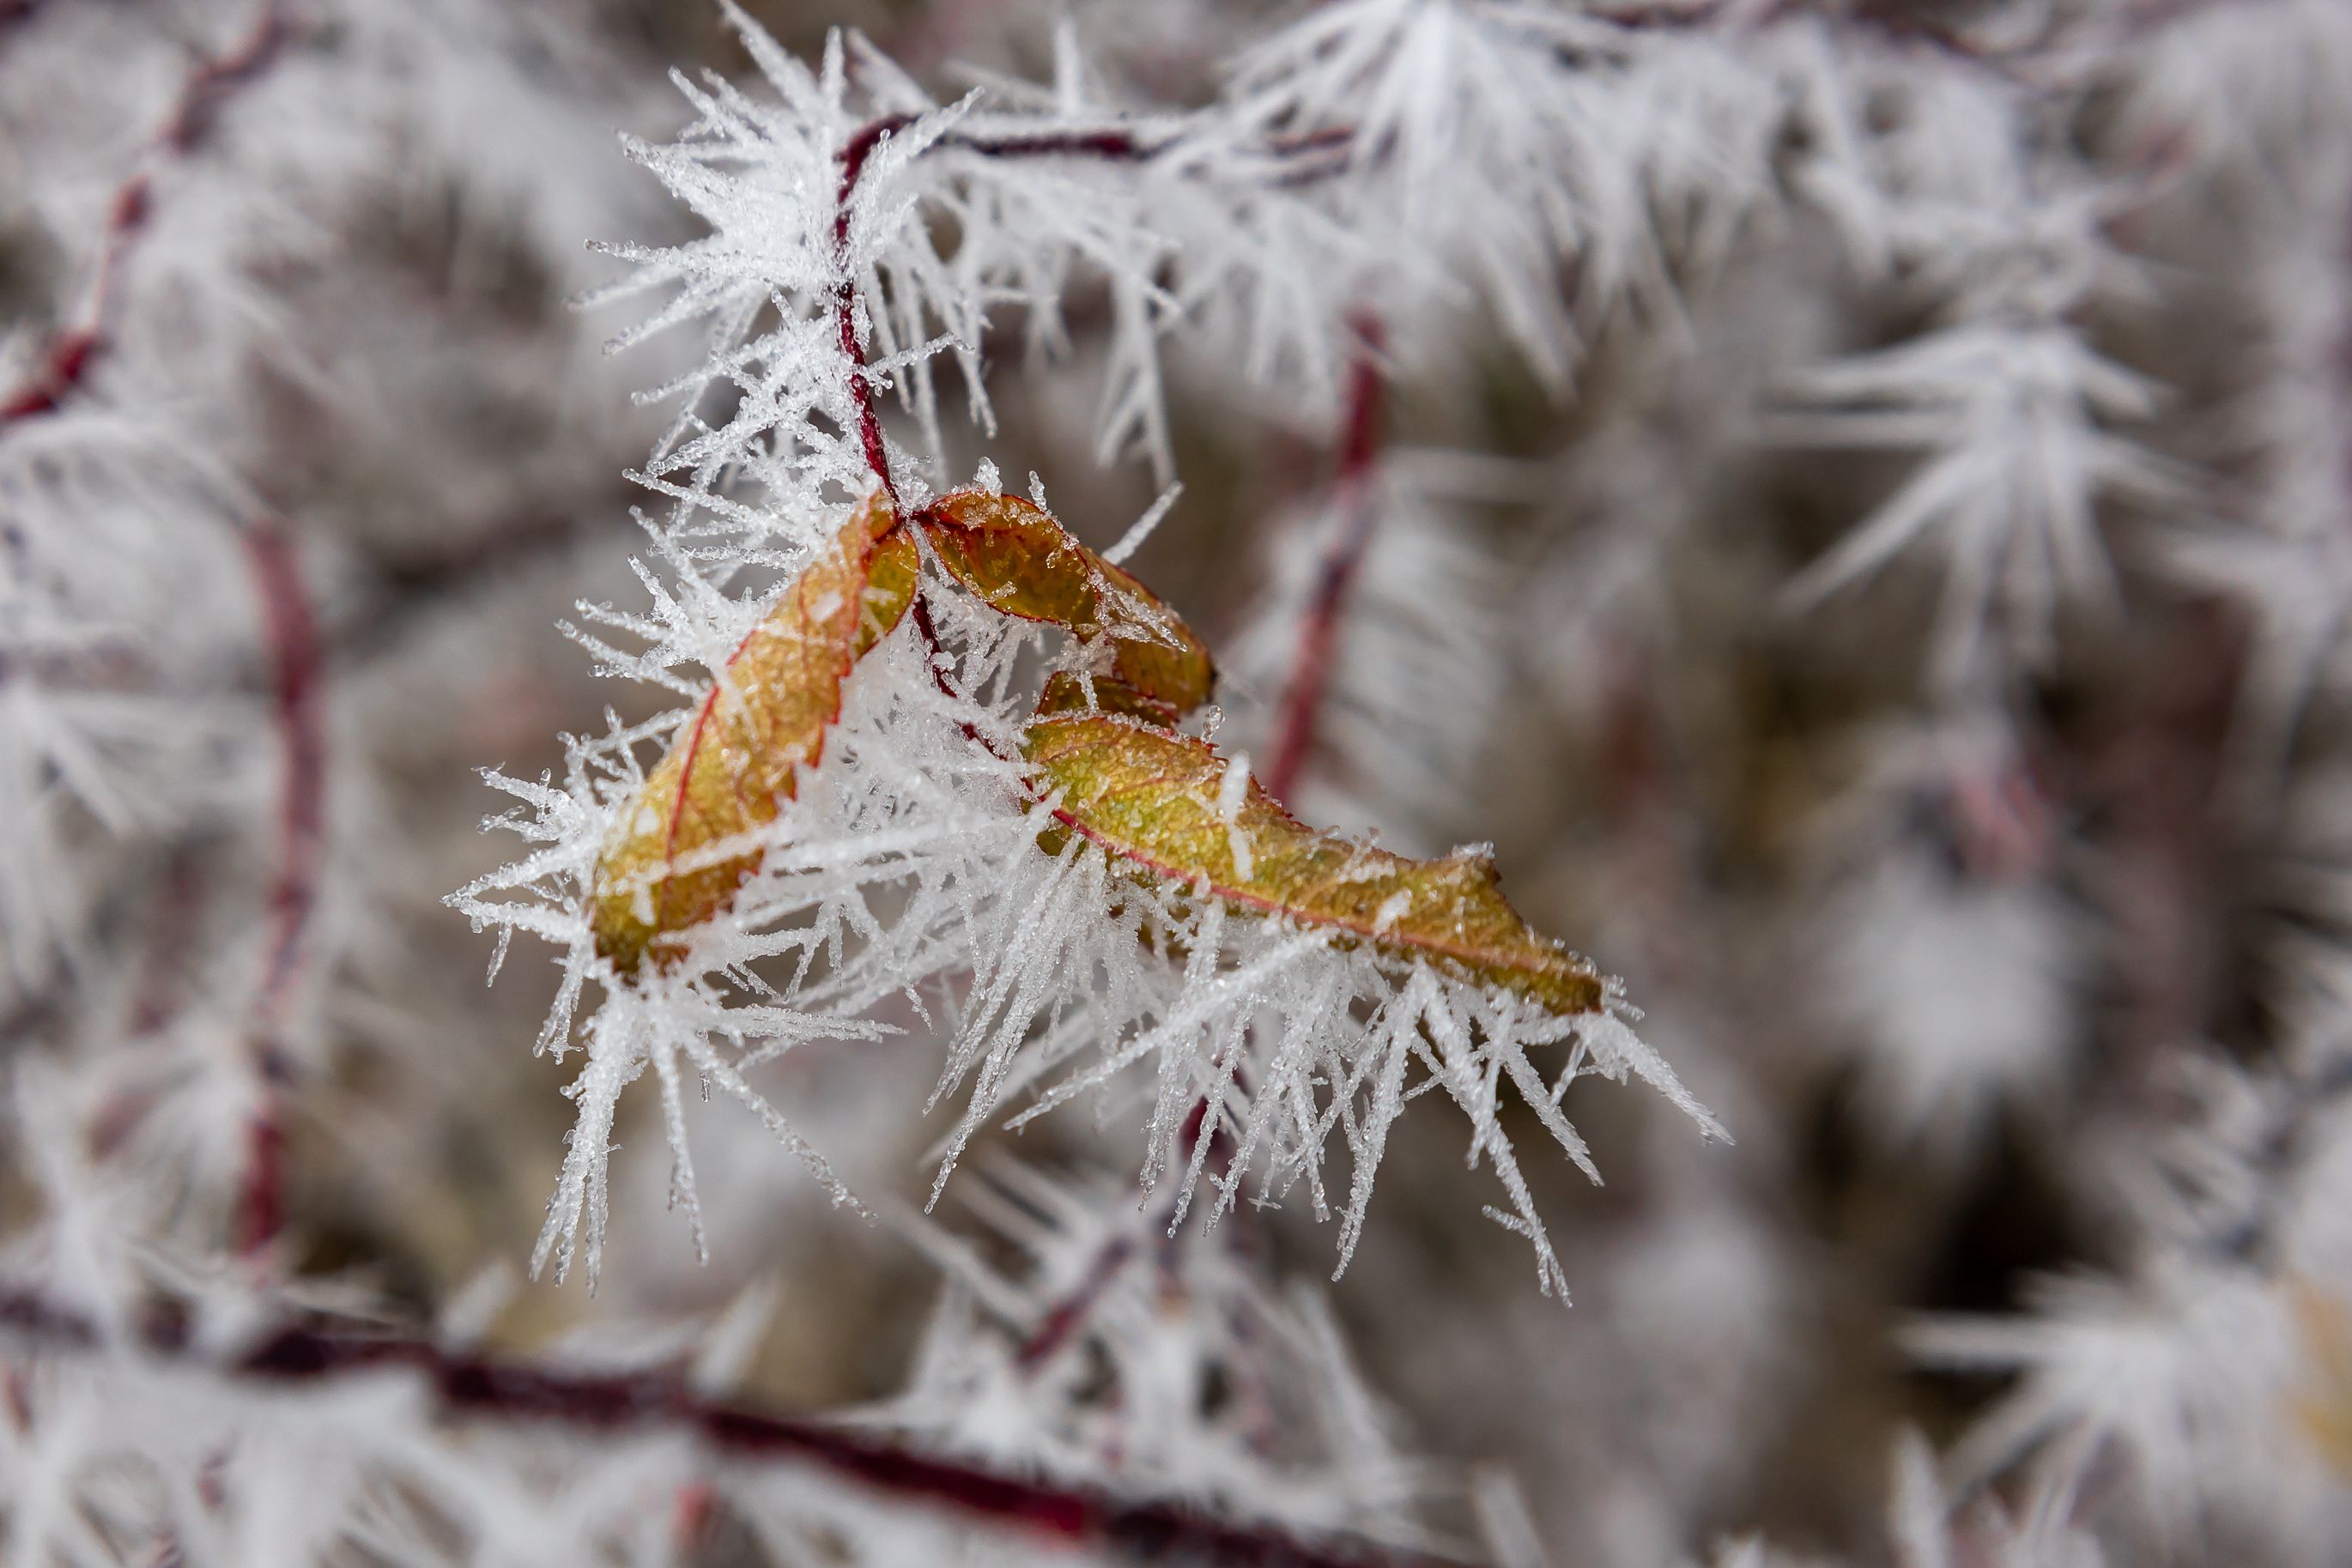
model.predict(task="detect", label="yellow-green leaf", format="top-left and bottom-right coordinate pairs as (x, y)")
top-left (593, 495), bottom-right (918, 974)
top-left (1021, 712), bottom-right (1609, 1014)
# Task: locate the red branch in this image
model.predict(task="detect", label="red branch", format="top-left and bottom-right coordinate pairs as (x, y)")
top-left (0, 8), bottom-right (291, 427)
top-left (831, 117), bottom-right (1163, 507)
top-left (1265, 315), bottom-right (1385, 803)
top-left (233, 1113), bottom-right (288, 1261)
top-left (1015, 1232), bottom-right (1141, 1371)
top-left (834, 118), bottom-right (904, 506)
top-left (236, 517), bottom-right (324, 1258)
top-left (0, 1287), bottom-right (1459, 1568)
top-left (245, 519), bottom-right (325, 1034)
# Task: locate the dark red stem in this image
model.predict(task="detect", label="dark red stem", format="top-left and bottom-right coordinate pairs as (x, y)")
top-left (0, 9), bottom-right (291, 427)
top-left (1265, 314), bottom-right (1385, 803)
top-left (237, 516), bottom-right (324, 1257)
top-left (1015, 1233), bottom-right (1139, 1371)
top-left (245, 518), bottom-right (325, 1035)
top-left (834, 118), bottom-right (909, 506)
top-left (0, 1287), bottom-right (1459, 1568)
top-left (826, 112), bottom-right (1242, 508)
top-left (233, 1117), bottom-right (288, 1259)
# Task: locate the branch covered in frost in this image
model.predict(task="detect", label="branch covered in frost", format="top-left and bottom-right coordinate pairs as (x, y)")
top-left (0, 1284), bottom-right (1469, 1568)
top-left (0, 6), bottom-right (295, 425)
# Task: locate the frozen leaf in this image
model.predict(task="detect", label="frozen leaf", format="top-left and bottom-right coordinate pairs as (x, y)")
top-left (594, 481), bottom-right (1602, 1025)
top-left (1022, 711), bottom-right (1609, 1016)
top-left (592, 494), bottom-right (918, 972)
top-left (916, 490), bottom-right (1215, 723)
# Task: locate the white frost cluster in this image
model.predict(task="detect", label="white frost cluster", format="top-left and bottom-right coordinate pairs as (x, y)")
top-left (1804, 717), bottom-right (2082, 1154)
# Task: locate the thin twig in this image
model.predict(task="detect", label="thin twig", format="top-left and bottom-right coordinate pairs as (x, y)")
top-left (0, 7), bottom-right (293, 427)
top-left (834, 119), bottom-right (904, 505)
top-left (1266, 314), bottom-right (1385, 804)
top-left (830, 116), bottom-right (1168, 505)
top-left (243, 518), bottom-right (325, 1044)
top-left (233, 517), bottom-right (324, 1258)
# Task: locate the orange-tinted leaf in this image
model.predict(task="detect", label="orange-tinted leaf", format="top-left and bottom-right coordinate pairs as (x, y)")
top-left (1021, 712), bottom-right (1609, 1014)
top-left (917, 491), bottom-right (1214, 718)
top-left (594, 496), bottom-right (918, 973)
